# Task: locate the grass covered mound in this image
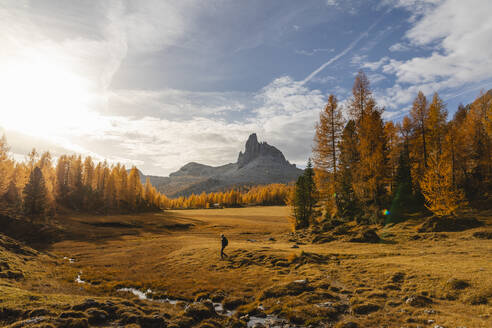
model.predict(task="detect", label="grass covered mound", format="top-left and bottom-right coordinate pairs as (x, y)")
top-left (417, 216), bottom-right (483, 232)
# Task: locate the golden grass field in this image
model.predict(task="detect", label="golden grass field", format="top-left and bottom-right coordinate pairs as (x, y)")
top-left (1, 206), bottom-right (491, 327)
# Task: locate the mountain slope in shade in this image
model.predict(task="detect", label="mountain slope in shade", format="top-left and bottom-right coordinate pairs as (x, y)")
top-left (139, 133), bottom-right (303, 197)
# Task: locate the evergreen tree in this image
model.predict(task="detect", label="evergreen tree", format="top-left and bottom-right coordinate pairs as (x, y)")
top-left (389, 150), bottom-right (415, 223)
top-left (23, 166), bottom-right (48, 220)
top-left (291, 159), bottom-right (317, 229)
top-left (336, 120), bottom-right (359, 218)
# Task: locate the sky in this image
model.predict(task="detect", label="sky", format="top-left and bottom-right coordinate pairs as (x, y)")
top-left (1, 0), bottom-right (492, 176)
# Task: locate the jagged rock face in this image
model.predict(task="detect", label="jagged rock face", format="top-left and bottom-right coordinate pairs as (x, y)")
top-left (237, 133), bottom-right (288, 168)
top-left (140, 133), bottom-right (303, 197)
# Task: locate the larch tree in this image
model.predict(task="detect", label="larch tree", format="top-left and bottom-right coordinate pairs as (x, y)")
top-left (127, 167), bottom-right (141, 211)
top-left (313, 94), bottom-right (344, 217)
top-left (384, 121), bottom-right (401, 194)
top-left (420, 153), bottom-right (465, 217)
top-left (409, 91), bottom-right (429, 184)
top-left (349, 71), bottom-right (389, 217)
top-left (0, 134), bottom-right (13, 196)
top-left (349, 70), bottom-right (372, 120)
top-left (427, 92), bottom-right (448, 159)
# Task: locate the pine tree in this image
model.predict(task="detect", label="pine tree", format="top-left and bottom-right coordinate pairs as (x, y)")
top-left (291, 159), bottom-right (317, 229)
top-left (389, 150), bottom-right (415, 222)
top-left (336, 120), bottom-right (359, 217)
top-left (23, 167), bottom-right (48, 221)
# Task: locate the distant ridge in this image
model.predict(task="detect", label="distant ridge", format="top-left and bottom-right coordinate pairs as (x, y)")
top-left (137, 133), bottom-right (303, 197)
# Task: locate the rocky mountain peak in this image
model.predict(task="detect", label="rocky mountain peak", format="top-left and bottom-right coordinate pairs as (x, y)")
top-left (237, 133), bottom-right (289, 168)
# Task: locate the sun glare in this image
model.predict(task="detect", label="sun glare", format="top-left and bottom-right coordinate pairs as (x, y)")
top-left (0, 51), bottom-right (102, 139)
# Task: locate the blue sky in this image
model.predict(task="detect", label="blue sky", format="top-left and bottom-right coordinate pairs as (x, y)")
top-left (1, 0), bottom-right (492, 175)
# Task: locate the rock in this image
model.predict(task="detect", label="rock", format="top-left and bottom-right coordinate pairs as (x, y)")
top-left (352, 303), bottom-right (380, 315)
top-left (349, 229), bottom-right (380, 243)
top-left (405, 295), bottom-right (433, 307)
top-left (237, 133), bottom-right (290, 168)
top-left (157, 133), bottom-right (302, 197)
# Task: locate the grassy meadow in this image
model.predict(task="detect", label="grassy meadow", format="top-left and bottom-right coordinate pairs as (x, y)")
top-left (0, 206), bottom-right (491, 327)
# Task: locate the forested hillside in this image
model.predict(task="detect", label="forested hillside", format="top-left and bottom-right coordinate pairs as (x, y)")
top-left (307, 71), bottom-right (491, 225)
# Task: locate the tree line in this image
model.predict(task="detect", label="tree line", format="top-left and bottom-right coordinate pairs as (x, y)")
top-left (162, 183), bottom-right (292, 209)
top-left (0, 144), bottom-right (164, 221)
top-left (291, 71), bottom-right (491, 228)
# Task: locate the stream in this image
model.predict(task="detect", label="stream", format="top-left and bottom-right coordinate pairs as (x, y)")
top-left (73, 262), bottom-right (295, 327)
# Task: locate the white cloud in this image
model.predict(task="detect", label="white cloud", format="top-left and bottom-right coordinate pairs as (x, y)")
top-left (295, 48), bottom-right (334, 56)
top-left (374, 0), bottom-right (492, 110)
top-left (362, 56), bottom-right (390, 70)
top-left (389, 42), bottom-right (410, 52)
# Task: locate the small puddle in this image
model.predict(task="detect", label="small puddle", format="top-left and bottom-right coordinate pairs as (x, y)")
top-left (116, 287), bottom-right (180, 304)
top-left (75, 273), bottom-right (86, 284)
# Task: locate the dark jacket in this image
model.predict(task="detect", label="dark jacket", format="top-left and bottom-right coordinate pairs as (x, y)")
top-left (221, 236), bottom-right (228, 247)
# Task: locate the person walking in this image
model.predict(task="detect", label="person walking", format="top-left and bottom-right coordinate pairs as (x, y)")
top-left (220, 234), bottom-right (228, 259)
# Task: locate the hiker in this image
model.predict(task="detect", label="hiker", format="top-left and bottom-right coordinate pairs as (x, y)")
top-left (220, 234), bottom-right (228, 259)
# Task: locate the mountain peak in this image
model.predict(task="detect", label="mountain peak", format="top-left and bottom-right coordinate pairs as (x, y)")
top-left (237, 133), bottom-right (289, 168)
